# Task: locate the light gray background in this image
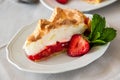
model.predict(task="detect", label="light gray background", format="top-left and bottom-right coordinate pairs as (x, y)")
top-left (0, 0), bottom-right (120, 80)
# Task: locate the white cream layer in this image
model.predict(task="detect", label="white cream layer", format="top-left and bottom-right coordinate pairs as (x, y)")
top-left (23, 23), bottom-right (87, 55)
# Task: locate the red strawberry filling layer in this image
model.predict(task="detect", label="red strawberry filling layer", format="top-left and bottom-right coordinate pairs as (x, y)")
top-left (28, 41), bottom-right (69, 61)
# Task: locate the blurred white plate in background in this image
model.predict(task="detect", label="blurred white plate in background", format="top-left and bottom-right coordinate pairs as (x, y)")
top-left (40, 0), bottom-right (117, 12)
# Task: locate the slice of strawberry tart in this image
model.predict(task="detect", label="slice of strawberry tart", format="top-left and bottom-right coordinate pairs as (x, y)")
top-left (23, 7), bottom-right (90, 61)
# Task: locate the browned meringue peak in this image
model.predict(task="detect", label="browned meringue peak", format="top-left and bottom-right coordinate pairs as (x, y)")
top-left (26, 7), bottom-right (87, 44)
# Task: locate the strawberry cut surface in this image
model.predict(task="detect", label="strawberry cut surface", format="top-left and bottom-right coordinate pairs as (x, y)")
top-left (67, 34), bottom-right (90, 57)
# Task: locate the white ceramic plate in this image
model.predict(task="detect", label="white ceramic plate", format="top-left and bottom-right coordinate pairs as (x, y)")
top-left (6, 14), bottom-right (110, 74)
top-left (40, 0), bottom-right (117, 12)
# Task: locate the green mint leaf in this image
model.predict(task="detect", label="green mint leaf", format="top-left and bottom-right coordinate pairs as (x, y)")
top-left (99, 28), bottom-right (117, 42)
top-left (85, 14), bottom-right (117, 47)
top-left (91, 39), bottom-right (106, 44)
top-left (92, 17), bottom-right (105, 40)
top-left (86, 14), bottom-right (117, 47)
top-left (89, 14), bottom-right (99, 40)
top-left (93, 32), bottom-right (100, 40)
top-left (89, 14), bottom-right (106, 40)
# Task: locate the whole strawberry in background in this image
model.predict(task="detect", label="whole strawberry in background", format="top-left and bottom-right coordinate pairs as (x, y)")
top-left (56, 0), bottom-right (68, 4)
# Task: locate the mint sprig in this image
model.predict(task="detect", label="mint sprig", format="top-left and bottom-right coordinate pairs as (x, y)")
top-left (86, 14), bottom-right (117, 45)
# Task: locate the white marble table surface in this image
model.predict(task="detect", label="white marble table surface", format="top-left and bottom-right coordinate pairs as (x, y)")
top-left (0, 0), bottom-right (120, 80)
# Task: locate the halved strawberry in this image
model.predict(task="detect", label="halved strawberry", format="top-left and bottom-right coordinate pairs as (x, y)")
top-left (56, 0), bottom-right (68, 4)
top-left (67, 34), bottom-right (90, 57)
